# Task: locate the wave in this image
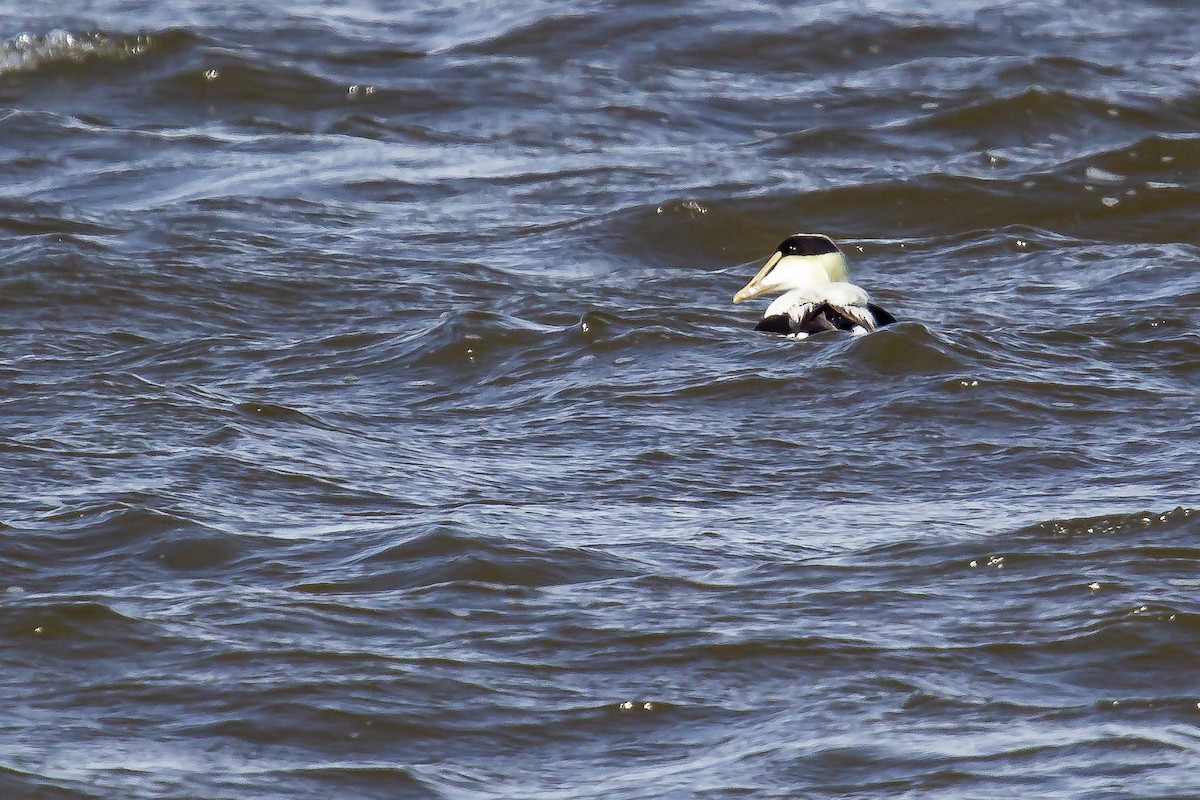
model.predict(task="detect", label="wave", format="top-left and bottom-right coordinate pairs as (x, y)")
top-left (292, 524), bottom-right (626, 595)
top-left (0, 30), bottom-right (160, 76)
top-left (911, 86), bottom-right (1183, 146)
top-left (2, 500), bottom-right (245, 582)
top-left (0, 767), bottom-right (100, 800)
top-left (0, 598), bottom-right (159, 659)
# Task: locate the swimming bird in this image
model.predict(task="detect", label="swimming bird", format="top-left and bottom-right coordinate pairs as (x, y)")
top-left (733, 233), bottom-right (896, 337)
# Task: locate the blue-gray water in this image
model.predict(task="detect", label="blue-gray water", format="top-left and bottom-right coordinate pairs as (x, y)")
top-left (3, 2), bottom-right (1200, 798)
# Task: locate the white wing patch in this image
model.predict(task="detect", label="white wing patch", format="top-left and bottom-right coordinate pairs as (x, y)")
top-left (760, 282), bottom-right (880, 333)
top-left (787, 303), bottom-right (818, 328)
top-left (831, 301), bottom-right (877, 331)
top-left (822, 282), bottom-right (870, 307)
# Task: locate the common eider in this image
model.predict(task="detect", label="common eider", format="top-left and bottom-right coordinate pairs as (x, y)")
top-left (733, 233), bottom-right (896, 337)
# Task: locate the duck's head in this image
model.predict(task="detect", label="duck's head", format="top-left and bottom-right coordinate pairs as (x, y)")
top-left (733, 234), bottom-right (849, 303)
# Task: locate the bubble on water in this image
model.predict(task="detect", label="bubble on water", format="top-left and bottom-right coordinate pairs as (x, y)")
top-left (1101, 196), bottom-right (1119, 207)
top-left (204, 68), bottom-right (219, 81)
top-left (656, 199), bottom-right (707, 216)
top-left (1085, 166), bottom-right (1122, 183)
top-left (618, 699), bottom-right (654, 712)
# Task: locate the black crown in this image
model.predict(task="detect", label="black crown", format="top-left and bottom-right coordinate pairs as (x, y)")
top-left (777, 234), bottom-right (840, 257)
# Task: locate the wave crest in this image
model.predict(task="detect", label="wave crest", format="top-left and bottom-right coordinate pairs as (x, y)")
top-left (0, 30), bottom-right (158, 75)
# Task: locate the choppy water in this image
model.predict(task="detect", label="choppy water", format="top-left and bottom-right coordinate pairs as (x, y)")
top-left (3, 2), bottom-right (1200, 798)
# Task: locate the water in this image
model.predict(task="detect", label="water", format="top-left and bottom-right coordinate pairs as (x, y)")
top-left (2, 2), bottom-right (1199, 798)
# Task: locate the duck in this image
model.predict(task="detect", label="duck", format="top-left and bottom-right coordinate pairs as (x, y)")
top-left (733, 233), bottom-right (897, 337)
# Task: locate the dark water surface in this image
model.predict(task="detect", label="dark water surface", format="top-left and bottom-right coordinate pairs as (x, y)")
top-left (3, 2), bottom-right (1200, 798)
